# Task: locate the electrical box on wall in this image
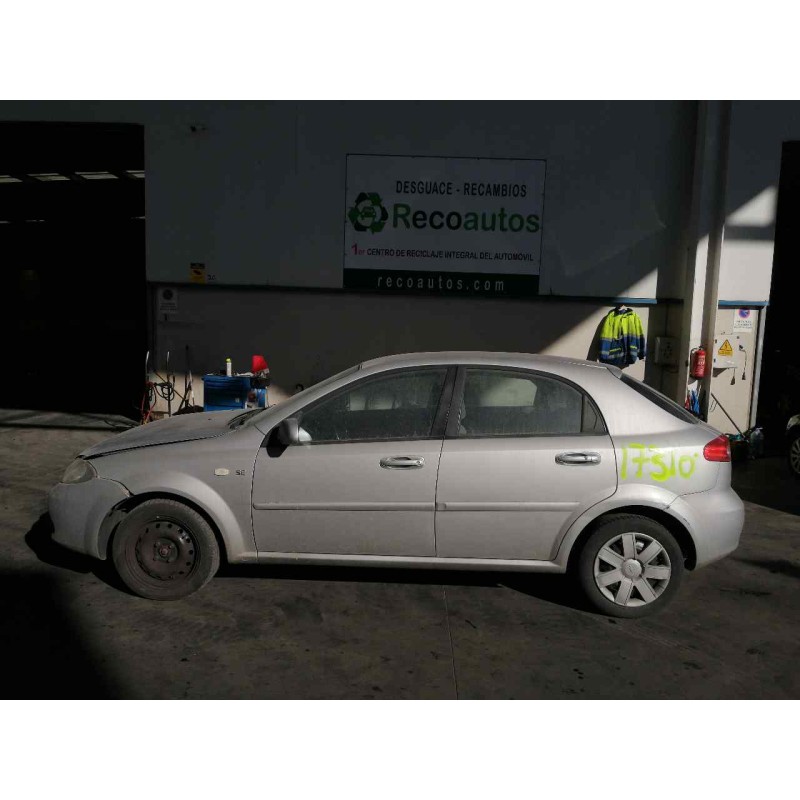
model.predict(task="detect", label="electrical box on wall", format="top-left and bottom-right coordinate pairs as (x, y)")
top-left (713, 335), bottom-right (740, 369)
top-left (654, 336), bottom-right (678, 366)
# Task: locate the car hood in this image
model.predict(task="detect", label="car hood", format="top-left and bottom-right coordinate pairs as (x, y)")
top-left (81, 410), bottom-right (245, 457)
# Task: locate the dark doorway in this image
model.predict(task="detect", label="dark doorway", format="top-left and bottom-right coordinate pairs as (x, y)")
top-left (0, 122), bottom-right (145, 419)
top-left (758, 141), bottom-right (800, 441)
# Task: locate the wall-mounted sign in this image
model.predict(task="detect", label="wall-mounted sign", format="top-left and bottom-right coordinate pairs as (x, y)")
top-left (189, 262), bottom-right (206, 284)
top-left (713, 335), bottom-right (740, 369)
top-left (732, 308), bottom-right (754, 332)
top-left (157, 286), bottom-right (178, 314)
top-left (343, 154), bottom-right (546, 297)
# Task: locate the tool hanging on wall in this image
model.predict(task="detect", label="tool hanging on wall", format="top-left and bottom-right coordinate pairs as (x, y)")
top-left (143, 350), bottom-right (180, 421)
top-left (166, 350), bottom-right (172, 417)
top-left (184, 344), bottom-right (195, 409)
top-left (140, 351), bottom-right (154, 424)
top-left (175, 345), bottom-right (203, 414)
top-left (710, 392), bottom-right (745, 438)
top-left (142, 345), bottom-right (208, 423)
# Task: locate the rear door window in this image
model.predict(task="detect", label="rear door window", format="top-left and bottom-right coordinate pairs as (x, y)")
top-left (455, 368), bottom-right (606, 437)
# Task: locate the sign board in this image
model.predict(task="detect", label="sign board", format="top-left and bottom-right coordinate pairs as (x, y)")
top-left (156, 287), bottom-right (178, 314)
top-left (732, 308), bottom-right (754, 332)
top-left (343, 154), bottom-right (546, 297)
top-left (713, 335), bottom-right (739, 369)
top-left (189, 263), bottom-right (206, 284)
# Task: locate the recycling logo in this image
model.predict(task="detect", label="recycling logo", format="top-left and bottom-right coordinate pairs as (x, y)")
top-left (348, 192), bottom-right (388, 233)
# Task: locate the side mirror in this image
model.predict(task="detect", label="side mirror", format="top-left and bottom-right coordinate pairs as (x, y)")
top-left (276, 417), bottom-right (300, 446)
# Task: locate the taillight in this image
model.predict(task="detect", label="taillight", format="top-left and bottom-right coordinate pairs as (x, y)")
top-left (703, 434), bottom-right (731, 462)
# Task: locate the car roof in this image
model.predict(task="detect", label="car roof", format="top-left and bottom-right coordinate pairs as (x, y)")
top-left (360, 351), bottom-right (617, 376)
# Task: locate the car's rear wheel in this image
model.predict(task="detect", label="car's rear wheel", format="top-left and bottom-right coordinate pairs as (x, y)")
top-left (577, 514), bottom-right (684, 618)
top-left (788, 430), bottom-right (800, 479)
top-left (111, 499), bottom-right (220, 600)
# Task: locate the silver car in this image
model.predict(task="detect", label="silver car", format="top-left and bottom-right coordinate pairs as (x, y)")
top-left (49, 352), bottom-right (744, 618)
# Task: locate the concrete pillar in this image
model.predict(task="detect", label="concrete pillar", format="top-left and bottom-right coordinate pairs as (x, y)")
top-left (675, 101), bottom-right (731, 417)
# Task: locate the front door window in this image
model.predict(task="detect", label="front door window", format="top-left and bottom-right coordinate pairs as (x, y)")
top-left (297, 368), bottom-right (448, 443)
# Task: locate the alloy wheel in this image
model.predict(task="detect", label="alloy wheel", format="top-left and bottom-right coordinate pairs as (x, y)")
top-left (790, 437), bottom-right (800, 476)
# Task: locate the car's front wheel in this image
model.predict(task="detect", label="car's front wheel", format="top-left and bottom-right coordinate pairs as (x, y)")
top-left (111, 499), bottom-right (220, 600)
top-left (577, 514), bottom-right (684, 618)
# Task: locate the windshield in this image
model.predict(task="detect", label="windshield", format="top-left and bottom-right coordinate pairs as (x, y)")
top-left (241, 364), bottom-right (361, 427)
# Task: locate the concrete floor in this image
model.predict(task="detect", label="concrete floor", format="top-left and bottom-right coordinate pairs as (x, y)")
top-left (1, 409), bottom-right (798, 699)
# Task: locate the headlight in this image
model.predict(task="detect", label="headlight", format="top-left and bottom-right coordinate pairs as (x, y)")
top-left (62, 458), bottom-right (97, 484)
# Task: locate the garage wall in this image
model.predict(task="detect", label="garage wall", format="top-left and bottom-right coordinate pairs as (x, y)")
top-left (0, 100), bottom-right (700, 410)
top-left (0, 100), bottom-right (697, 300)
top-left (287, 102), bottom-right (696, 300)
top-left (720, 101), bottom-right (800, 302)
top-left (2, 101), bottom-right (793, 421)
top-left (154, 288), bottom-right (665, 407)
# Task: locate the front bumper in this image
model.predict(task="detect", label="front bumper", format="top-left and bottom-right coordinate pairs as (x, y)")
top-left (668, 486), bottom-right (745, 569)
top-left (48, 476), bottom-right (130, 560)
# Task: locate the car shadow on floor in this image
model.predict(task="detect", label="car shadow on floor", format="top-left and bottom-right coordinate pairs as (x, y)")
top-left (733, 556), bottom-right (800, 580)
top-left (216, 562), bottom-right (593, 613)
top-left (27, 512), bottom-right (595, 614)
top-left (25, 512), bottom-right (133, 596)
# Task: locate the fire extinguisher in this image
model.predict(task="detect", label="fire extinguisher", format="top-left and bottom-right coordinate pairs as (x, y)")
top-left (690, 347), bottom-right (707, 379)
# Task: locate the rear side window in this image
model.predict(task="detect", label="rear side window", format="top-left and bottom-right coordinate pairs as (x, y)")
top-left (456, 368), bottom-right (606, 437)
top-left (620, 374), bottom-right (699, 424)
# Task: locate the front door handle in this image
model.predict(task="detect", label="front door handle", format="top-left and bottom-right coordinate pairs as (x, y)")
top-left (380, 455), bottom-right (425, 469)
top-left (555, 451), bottom-right (601, 465)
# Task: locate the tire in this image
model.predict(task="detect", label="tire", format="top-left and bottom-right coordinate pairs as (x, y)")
top-left (111, 499), bottom-right (220, 600)
top-left (576, 514), bottom-right (684, 619)
top-left (788, 429), bottom-right (800, 479)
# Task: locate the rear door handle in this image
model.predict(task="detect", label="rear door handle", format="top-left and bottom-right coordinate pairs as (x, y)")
top-left (556, 451), bottom-right (601, 465)
top-left (380, 455), bottom-right (425, 469)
